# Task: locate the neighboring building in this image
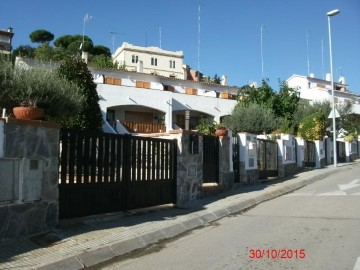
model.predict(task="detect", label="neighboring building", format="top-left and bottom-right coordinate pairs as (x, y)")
top-left (112, 42), bottom-right (185, 80)
top-left (92, 67), bottom-right (238, 134)
top-left (287, 74), bottom-right (360, 115)
top-left (0, 27), bottom-right (14, 54)
top-left (99, 42), bottom-right (237, 135)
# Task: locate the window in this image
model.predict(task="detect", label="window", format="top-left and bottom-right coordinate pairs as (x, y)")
top-left (169, 60), bottom-right (175, 69)
top-left (132, 55), bottom-right (138, 63)
top-left (151, 57), bottom-right (157, 66)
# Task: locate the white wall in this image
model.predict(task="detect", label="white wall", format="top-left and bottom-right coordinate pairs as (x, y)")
top-left (238, 133), bottom-right (257, 170)
top-left (97, 83), bottom-right (237, 132)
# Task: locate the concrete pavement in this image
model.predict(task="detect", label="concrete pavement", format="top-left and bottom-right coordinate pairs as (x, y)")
top-left (0, 162), bottom-right (358, 270)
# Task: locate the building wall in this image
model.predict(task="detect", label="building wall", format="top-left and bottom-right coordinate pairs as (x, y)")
top-left (113, 42), bottom-right (184, 79)
top-left (287, 74), bottom-right (360, 114)
top-left (96, 82), bottom-right (237, 132)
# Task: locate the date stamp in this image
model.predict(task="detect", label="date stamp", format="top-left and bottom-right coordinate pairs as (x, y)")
top-left (249, 249), bottom-right (306, 259)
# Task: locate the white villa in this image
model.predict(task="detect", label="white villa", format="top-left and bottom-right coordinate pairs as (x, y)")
top-left (92, 67), bottom-right (237, 134)
top-left (15, 41), bottom-right (360, 136)
top-left (287, 73), bottom-right (360, 115)
top-left (112, 42), bottom-right (185, 80)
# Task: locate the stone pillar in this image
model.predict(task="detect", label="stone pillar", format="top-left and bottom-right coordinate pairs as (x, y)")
top-left (167, 130), bottom-right (203, 207)
top-left (218, 135), bottom-right (233, 190)
top-left (0, 118), bottom-right (60, 238)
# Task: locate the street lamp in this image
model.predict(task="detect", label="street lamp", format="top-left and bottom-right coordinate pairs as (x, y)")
top-left (327, 9), bottom-right (340, 167)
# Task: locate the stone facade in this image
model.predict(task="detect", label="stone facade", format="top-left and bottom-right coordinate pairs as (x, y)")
top-left (239, 161), bottom-right (259, 184)
top-left (0, 118), bottom-right (60, 238)
top-left (161, 131), bottom-right (234, 206)
top-left (278, 159), bottom-right (299, 178)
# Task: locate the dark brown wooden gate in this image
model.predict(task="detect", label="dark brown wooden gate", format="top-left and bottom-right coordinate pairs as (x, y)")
top-left (59, 129), bottom-right (177, 219)
top-left (304, 140), bottom-right (316, 167)
top-left (257, 139), bottom-right (278, 179)
top-left (203, 135), bottom-right (219, 183)
top-left (232, 135), bottom-right (240, 183)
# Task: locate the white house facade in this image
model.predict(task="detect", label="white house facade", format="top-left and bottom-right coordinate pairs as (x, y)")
top-left (112, 42), bottom-right (185, 80)
top-left (92, 67), bottom-right (238, 134)
top-left (287, 74), bottom-right (360, 115)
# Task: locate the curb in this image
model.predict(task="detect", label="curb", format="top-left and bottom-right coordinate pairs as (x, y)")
top-left (35, 165), bottom-right (348, 269)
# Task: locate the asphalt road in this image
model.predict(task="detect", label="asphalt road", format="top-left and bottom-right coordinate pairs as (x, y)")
top-left (95, 165), bottom-right (360, 270)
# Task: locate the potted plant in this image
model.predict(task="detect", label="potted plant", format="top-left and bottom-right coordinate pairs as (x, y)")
top-left (13, 99), bottom-right (44, 120)
top-left (214, 123), bottom-right (228, 137)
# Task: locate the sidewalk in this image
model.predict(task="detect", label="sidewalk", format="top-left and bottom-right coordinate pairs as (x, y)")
top-left (0, 162), bottom-right (358, 270)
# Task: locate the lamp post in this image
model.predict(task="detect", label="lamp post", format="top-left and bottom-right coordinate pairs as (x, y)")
top-left (327, 9), bottom-right (340, 167)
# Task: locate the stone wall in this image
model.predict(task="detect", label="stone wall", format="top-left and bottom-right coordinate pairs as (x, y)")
top-left (0, 118), bottom-right (60, 238)
top-left (239, 161), bottom-right (259, 184)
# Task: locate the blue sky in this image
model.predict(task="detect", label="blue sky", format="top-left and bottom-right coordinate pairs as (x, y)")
top-left (1, 0), bottom-right (359, 93)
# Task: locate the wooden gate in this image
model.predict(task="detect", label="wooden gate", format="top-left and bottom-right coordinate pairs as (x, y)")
top-left (304, 141), bottom-right (316, 167)
top-left (203, 135), bottom-right (219, 183)
top-left (59, 129), bottom-right (177, 219)
top-left (257, 139), bottom-right (278, 179)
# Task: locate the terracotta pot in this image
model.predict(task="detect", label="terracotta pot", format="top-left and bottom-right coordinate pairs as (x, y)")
top-left (215, 128), bottom-right (228, 137)
top-left (13, 107), bottom-right (44, 120)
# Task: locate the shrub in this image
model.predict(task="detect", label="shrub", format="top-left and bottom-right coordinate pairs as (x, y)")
top-left (298, 111), bottom-right (326, 140)
top-left (223, 103), bottom-right (278, 134)
top-left (0, 57), bottom-right (83, 119)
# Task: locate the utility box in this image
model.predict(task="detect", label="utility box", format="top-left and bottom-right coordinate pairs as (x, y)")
top-left (0, 158), bottom-right (20, 203)
top-left (22, 158), bottom-right (43, 202)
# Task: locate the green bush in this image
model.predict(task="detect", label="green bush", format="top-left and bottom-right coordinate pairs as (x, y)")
top-left (223, 103), bottom-right (278, 134)
top-left (298, 111), bottom-right (326, 140)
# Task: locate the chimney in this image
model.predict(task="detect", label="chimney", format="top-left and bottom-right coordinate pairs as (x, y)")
top-left (137, 60), bottom-right (143, 73)
top-left (221, 75), bottom-right (228, 86)
top-left (81, 51), bottom-right (89, 64)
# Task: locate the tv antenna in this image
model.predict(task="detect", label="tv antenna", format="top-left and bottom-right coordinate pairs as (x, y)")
top-left (198, 4), bottom-right (205, 72)
top-left (110, 31), bottom-right (125, 55)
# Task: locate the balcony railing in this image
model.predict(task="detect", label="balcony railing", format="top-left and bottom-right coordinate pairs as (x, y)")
top-left (121, 121), bottom-right (166, 133)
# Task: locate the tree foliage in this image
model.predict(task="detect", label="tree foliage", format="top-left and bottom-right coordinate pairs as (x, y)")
top-left (29, 29), bottom-right (54, 44)
top-left (233, 79), bottom-right (299, 134)
top-left (93, 45), bottom-right (111, 57)
top-left (34, 43), bottom-right (54, 61)
top-left (57, 57), bottom-right (103, 131)
top-left (298, 111), bottom-right (326, 140)
top-left (0, 57), bottom-right (83, 119)
top-left (337, 102), bottom-right (360, 136)
top-left (12, 45), bottom-right (35, 58)
top-left (223, 103), bottom-right (278, 134)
